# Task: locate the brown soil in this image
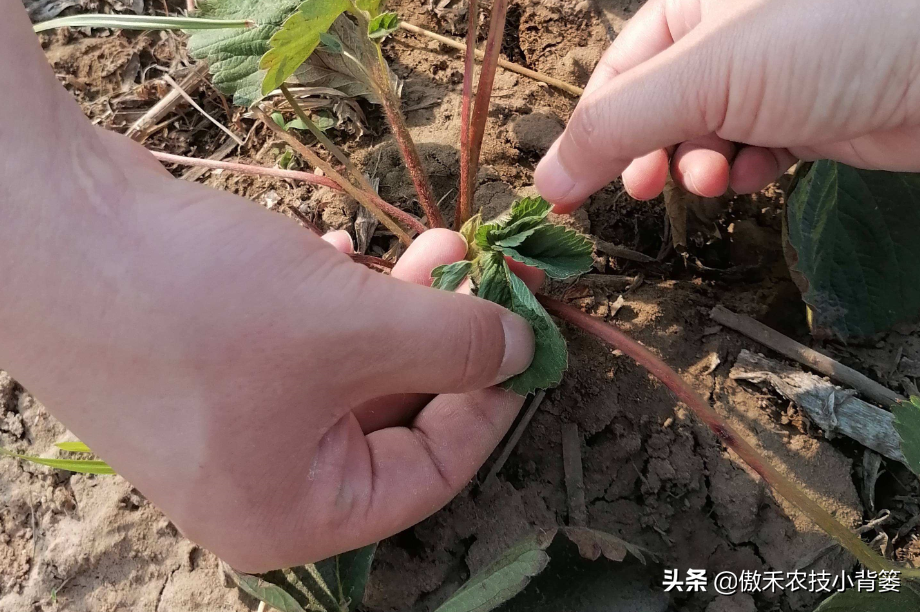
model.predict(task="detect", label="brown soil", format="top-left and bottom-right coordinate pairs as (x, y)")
top-left (3, 1), bottom-right (919, 611)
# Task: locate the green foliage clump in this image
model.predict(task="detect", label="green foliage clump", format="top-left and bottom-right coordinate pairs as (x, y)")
top-left (432, 197), bottom-right (594, 395)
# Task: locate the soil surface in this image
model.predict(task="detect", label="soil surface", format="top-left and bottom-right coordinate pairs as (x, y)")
top-left (3, 1), bottom-right (919, 611)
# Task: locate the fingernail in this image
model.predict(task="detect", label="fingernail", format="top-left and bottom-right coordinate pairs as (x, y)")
top-left (535, 143), bottom-right (576, 203)
top-left (495, 311), bottom-right (535, 384)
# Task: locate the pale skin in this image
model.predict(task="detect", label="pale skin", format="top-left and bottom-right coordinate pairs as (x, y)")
top-left (1, 0), bottom-right (918, 573)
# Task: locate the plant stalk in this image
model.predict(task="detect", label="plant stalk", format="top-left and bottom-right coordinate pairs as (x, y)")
top-left (150, 151), bottom-right (426, 235)
top-left (280, 84), bottom-right (380, 198)
top-left (255, 108), bottom-right (414, 245)
top-left (467, 0), bottom-right (509, 192)
top-left (370, 51), bottom-right (445, 229)
top-left (455, 0), bottom-right (479, 230)
top-left (539, 295), bottom-right (889, 571)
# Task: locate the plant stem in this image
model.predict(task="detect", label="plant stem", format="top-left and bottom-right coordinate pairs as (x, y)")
top-left (397, 21), bottom-right (584, 96)
top-left (467, 0), bottom-right (509, 192)
top-left (255, 108), bottom-right (414, 245)
top-left (370, 49), bottom-right (445, 229)
top-left (455, 0), bottom-right (478, 230)
top-left (539, 295), bottom-right (890, 571)
top-left (280, 84), bottom-right (380, 197)
top-left (151, 151), bottom-right (427, 235)
top-left (151, 151), bottom-right (341, 189)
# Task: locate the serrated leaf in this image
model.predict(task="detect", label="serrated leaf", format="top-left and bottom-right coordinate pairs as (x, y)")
top-left (504, 196), bottom-right (552, 225)
top-left (292, 16), bottom-right (397, 104)
top-left (434, 529), bottom-right (555, 612)
top-left (367, 12), bottom-right (399, 39)
top-left (501, 263), bottom-right (568, 396)
top-left (55, 441), bottom-right (92, 453)
top-left (229, 544), bottom-right (377, 612)
top-left (894, 397), bottom-right (920, 476)
top-left (814, 582), bottom-right (920, 611)
top-left (260, 0), bottom-right (351, 97)
top-left (475, 253), bottom-right (512, 309)
top-left (432, 261), bottom-right (473, 292)
top-left (187, 0), bottom-right (304, 107)
top-left (498, 224), bottom-right (594, 279)
top-left (1, 447), bottom-right (115, 475)
top-left (786, 161), bottom-right (920, 339)
top-left (476, 197), bottom-right (554, 250)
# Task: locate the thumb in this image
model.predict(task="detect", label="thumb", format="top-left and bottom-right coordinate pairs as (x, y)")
top-left (535, 27), bottom-right (729, 212)
top-left (363, 277), bottom-right (535, 396)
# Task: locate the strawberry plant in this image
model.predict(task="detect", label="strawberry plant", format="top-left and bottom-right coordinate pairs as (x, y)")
top-left (25, 1), bottom-right (920, 610)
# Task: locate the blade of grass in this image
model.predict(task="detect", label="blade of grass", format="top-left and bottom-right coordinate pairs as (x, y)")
top-left (455, 0), bottom-right (478, 230)
top-left (256, 107), bottom-right (415, 245)
top-left (1, 447), bottom-right (115, 475)
top-left (55, 441), bottom-right (93, 453)
top-left (467, 0), bottom-right (509, 196)
top-left (33, 14), bottom-right (251, 32)
top-left (539, 295), bottom-right (891, 572)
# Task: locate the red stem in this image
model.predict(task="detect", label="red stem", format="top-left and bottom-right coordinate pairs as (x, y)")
top-left (151, 150), bottom-right (427, 236)
top-left (455, 0), bottom-right (479, 230)
top-left (467, 0), bottom-right (509, 185)
top-left (539, 295), bottom-right (887, 570)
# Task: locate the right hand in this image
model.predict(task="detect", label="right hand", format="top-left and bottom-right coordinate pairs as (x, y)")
top-left (535, 0), bottom-right (920, 210)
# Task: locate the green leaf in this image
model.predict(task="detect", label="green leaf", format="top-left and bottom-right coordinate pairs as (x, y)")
top-left (55, 441), bottom-right (93, 453)
top-left (504, 196), bottom-right (552, 225)
top-left (433, 529), bottom-right (555, 612)
top-left (272, 112), bottom-right (289, 129)
top-left (786, 161), bottom-right (920, 339)
top-left (319, 32), bottom-right (344, 54)
top-left (188, 0), bottom-right (305, 107)
top-left (814, 582), bottom-right (920, 611)
top-left (33, 14), bottom-right (250, 32)
top-left (475, 253), bottom-right (512, 309)
top-left (367, 12), bottom-right (400, 39)
top-left (233, 572), bottom-right (307, 612)
top-left (260, 0), bottom-right (351, 97)
top-left (498, 223), bottom-right (594, 279)
top-left (1, 447), bottom-right (115, 475)
top-left (432, 261), bottom-right (473, 292)
top-left (894, 397), bottom-right (920, 476)
top-left (229, 544), bottom-right (377, 612)
top-left (475, 197), bottom-right (554, 250)
top-left (502, 262), bottom-right (568, 396)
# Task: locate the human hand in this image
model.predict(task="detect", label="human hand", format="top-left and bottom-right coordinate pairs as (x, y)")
top-left (1, 123), bottom-right (539, 572)
top-left (535, 0), bottom-right (920, 210)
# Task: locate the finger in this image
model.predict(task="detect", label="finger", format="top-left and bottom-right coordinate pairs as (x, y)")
top-left (583, 0), bottom-right (703, 97)
top-left (353, 229), bottom-right (469, 432)
top-left (340, 388), bottom-right (525, 555)
top-left (535, 17), bottom-right (727, 210)
top-left (390, 228), bottom-right (467, 286)
top-left (671, 135), bottom-right (736, 197)
top-left (345, 270), bottom-right (534, 399)
top-left (730, 147), bottom-right (798, 194)
top-left (322, 230), bottom-right (354, 254)
top-left (622, 149), bottom-right (671, 200)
